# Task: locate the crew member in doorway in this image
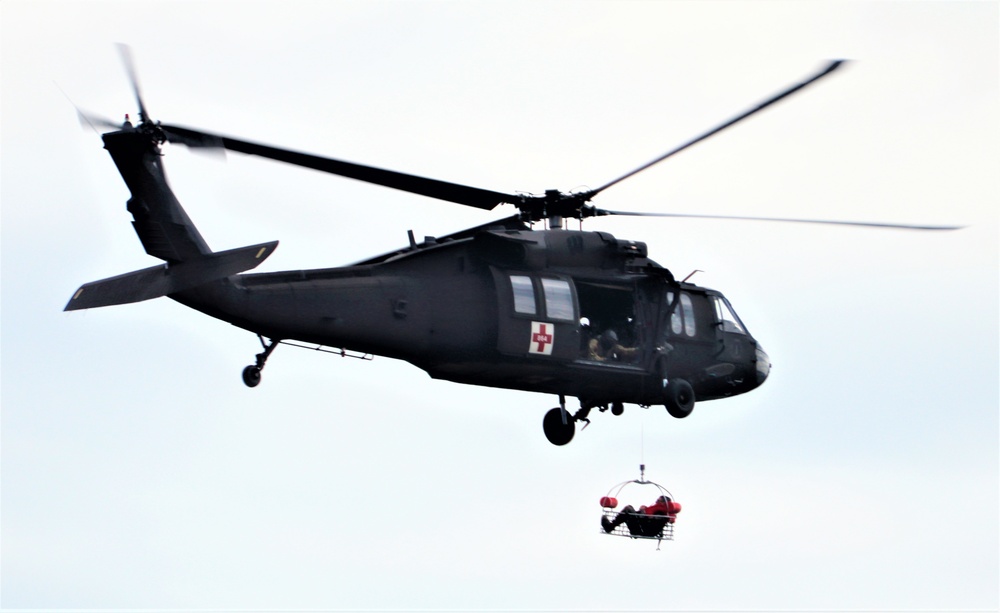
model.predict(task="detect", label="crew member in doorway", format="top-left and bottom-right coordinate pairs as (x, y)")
top-left (588, 329), bottom-right (638, 362)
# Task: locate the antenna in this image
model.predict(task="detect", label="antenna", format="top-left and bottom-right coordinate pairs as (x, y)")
top-left (682, 269), bottom-right (704, 282)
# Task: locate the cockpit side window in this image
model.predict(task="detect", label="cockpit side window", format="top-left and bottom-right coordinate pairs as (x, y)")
top-left (510, 275), bottom-right (536, 315)
top-left (714, 296), bottom-right (747, 334)
top-left (681, 293), bottom-right (696, 337)
top-left (668, 292), bottom-right (682, 335)
top-left (666, 291), bottom-right (697, 337)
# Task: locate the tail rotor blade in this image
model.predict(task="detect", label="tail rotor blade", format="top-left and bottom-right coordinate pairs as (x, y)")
top-left (56, 82), bottom-right (122, 133)
top-left (77, 109), bottom-right (121, 132)
top-left (116, 43), bottom-right (150, 124)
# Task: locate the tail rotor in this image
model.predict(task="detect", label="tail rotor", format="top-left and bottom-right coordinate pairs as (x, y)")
top-left (116, 42), bottom-right (152, 125)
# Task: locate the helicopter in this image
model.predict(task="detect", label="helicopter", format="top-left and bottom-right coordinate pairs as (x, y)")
top-left (66, 52), bottom-right (959, 446)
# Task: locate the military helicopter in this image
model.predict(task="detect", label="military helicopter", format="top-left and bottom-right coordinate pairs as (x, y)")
top-left (67, 52), bottom-right (958, 445)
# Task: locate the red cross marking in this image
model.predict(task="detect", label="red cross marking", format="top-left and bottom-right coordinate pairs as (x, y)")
top-left (532, 324), bottom-right (553, 353)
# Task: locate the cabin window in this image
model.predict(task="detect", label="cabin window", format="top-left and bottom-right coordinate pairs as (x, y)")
top-left (510, 275), bottom-right (536, 315)
top-left (667, 291), bottom-right (697, 337)
top-left (541, 278), bottom-right (574, 321)
top-left (714, 296), bottom-right (747, 334)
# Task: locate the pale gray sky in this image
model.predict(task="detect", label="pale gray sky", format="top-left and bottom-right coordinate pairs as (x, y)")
top-left (2, 1), bottom-right (997, 610)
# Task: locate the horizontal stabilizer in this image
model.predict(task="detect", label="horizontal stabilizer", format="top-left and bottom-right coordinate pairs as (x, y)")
top-left (65, 241), bottom-right (278, 311)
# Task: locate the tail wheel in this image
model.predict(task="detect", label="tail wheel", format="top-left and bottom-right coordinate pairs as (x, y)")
top-left (543, 407), bottom-right (576, 446)
top-left (664, 378), bottom-right (695, 419)
top-left (242, 365), bottom-right (262, 388)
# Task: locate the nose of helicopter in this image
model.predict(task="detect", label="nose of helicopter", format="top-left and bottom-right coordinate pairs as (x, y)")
top-left (755, 344), bottom-right (770, 386)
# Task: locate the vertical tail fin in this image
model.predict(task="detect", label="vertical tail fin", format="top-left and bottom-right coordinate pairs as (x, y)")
top-left (103, 127), bottom-right (211, 261)
top-left (65, 124), bottom-right (281, 312)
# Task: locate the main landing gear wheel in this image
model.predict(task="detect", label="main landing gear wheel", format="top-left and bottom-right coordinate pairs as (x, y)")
top-left (664, 378), bottom-right (695, 419)
top-left (543, 407), bottom-right (575, 446)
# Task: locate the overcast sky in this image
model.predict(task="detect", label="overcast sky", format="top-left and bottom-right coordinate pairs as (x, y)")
top-left (2, 1), bottom-right (997, 610)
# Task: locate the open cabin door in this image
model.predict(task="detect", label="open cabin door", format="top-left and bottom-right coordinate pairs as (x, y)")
top-left (491, 268), bottom-right (579, 360)
top-left (576, 279), bottom-right (646, 365)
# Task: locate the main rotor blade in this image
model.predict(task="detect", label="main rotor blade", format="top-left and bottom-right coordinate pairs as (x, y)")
top-left (596, 209), bottom-right (963, 231)
top-left (160, 124), bottom-right (520, 211)
top-left (592, 60), bottom-right (848, 196)
top-left (116, 43), bottom-right (150, 124)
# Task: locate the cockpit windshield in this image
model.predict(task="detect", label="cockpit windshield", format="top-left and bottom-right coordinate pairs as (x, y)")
top-left (713, 296), bottom-right (746, 334)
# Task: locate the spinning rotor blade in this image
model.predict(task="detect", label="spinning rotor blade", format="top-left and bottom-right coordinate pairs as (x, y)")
top-left (595, 209), bottom-right (963, 231)
top-left (55, 82), bottom-right (123, 134)
top-left (78, 110), bottom-right (121, 131)
top-left (591, 60), bottom-right (848, 197)
top-left (155, 61), bottom-right (849, 221)
top-left (77, 109), bottom-right (124, 135)
top-left (160, 125), bottom-right (521, 210)
top-left (113, 45), bottom-right (518, 211)
top-left (107, 48), bottom-right (943, 231)
top-left (117, 43), bottom-right (151, 124)
top-left (147, 59), bottom-right (863, 224)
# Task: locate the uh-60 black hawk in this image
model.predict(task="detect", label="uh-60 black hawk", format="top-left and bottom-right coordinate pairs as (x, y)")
top-left (67, 54), bottom-right (958, 445)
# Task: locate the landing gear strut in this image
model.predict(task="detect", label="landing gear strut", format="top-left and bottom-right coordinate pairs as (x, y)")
top-left (542, 395), bottom-right (594, 446)
top-left (242, 335), bottom-right (280, 388)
